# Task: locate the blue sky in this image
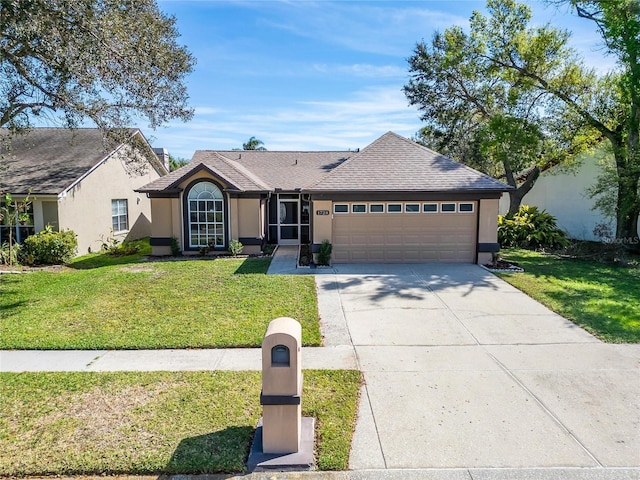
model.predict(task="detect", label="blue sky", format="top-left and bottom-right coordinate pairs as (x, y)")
top-left (145, 0), bottom-right (615, 160)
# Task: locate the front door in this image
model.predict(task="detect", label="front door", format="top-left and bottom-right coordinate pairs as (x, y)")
top-left (279, 199), bottom-right (299, 245)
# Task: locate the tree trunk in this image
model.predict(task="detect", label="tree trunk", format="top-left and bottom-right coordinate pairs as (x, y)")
top-left (507, 166), bottom-right (541, 216)
top-left (614, 150), bottom-right (640, 250)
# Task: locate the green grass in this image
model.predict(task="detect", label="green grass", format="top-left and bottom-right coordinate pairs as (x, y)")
top-left (0, 370), bottom-right (361, 476)
top-left (498, 248), bottom-right (640, 343)
top-left (0, 248), bottom-right (321, 349)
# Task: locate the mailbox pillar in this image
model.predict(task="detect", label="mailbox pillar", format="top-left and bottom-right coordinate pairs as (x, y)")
top-left (260, 317), bottom-right (302, 454)
top-left (248, 316), bottom-right (315, 471)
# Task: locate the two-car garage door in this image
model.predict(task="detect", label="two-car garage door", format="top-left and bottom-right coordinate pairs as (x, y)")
top-left (331, 202), bottom-right (477, 263)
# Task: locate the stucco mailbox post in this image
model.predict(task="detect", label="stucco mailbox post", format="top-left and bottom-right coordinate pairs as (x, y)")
top-left (247, 316), bottom-right (315, 471)
top-left (260, 316), bottom-right (302, 454)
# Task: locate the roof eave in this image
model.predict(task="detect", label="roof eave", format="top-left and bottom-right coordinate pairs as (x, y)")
top-left (304, 187), bottom-right (513, 194)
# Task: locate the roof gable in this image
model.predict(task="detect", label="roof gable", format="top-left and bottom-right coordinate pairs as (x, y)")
top-left (308, 132), bottom-right (510, 192)
top-left (137, 153), bottom-right (272, 193)
top-left (138, 149), bottom-right (352, 193)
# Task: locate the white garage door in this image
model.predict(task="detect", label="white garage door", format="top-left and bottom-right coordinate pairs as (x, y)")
top-left (331, 202), bottom-right (477, 263)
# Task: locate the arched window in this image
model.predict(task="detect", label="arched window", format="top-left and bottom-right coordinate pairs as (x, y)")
top-left (187, 181), bottom-right (225, 248)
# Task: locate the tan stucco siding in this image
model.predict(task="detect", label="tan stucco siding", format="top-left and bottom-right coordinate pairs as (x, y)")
top-left (311, 200), bottom-right (333, 245)
top-left (57, 146), bottom-right (162, 255)
top-left (237, 198), bottom-right (260, 238)
top-left (478, 198), bottom-right (499, 264)
top-left (149, 197), bottom-right (180, 256)
top-left (229, 197), bottom-right (239, 241)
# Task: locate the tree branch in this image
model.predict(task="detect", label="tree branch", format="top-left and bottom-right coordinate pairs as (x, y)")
top-left (482, 53), bottom-right (619, 143)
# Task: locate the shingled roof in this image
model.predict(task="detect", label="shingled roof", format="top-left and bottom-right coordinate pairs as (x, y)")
top-left (138, 132), bottom-right (511, 195)
top-left (307, 132), bottom-right (510, 193)
top-left (138, 149), bottom-right (352, 193)
top-left (0, 128), bottom-right (164, 195)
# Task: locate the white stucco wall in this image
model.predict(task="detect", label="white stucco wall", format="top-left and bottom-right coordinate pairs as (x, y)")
top-left (57, 145), bottom-right (164, 255)
top-left (499, 155), bottom-right (619, 241)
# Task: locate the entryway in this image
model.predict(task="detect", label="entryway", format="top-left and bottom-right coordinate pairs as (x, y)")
top-left (268, 193), bottom-right (310, 245)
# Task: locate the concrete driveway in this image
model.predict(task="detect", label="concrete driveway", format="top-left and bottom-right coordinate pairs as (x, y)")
top-left (314, 263), bottom-right (640, 470)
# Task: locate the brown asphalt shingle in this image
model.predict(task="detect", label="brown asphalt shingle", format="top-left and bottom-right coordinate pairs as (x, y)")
top-left (308, 132), bottom-right (510, 192)
top-left (137, 132), bottom-right (510, 194)
top-left (138, 150), bottom-right (352, 193)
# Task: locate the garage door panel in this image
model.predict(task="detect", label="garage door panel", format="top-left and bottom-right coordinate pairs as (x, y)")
top-left (332, 206), bottom-right (477, 263)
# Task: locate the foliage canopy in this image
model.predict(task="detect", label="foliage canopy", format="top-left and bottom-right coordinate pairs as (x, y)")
top-left (0, 0), bottom-right (195, 134)
top-left (405, 0), bottom-right (639, 243)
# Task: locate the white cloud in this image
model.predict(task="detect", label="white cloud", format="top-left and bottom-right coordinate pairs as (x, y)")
top-left (147, 85), bottom-right (422, 157)
top-left (312, 63), bottom-right (406, 78)
top-left (193, 106), bottom-right (222, 115)
top-left (260, 2), bottom-right (470, 57)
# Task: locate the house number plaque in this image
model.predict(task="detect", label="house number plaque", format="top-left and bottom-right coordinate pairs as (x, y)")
top-left (316, 210), bottom-right (330, 215)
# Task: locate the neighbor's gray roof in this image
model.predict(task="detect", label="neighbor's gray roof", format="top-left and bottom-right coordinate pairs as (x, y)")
top-left (308, 132), bottom-right (511, 192)
top-left (0, 128), bottom-right (157, 195)
top-left (138, 150), bottom-right (352, 193)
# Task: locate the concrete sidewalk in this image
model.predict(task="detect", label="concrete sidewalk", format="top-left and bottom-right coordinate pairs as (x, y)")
top-left (0, 346), bottom-right (357, 372)
top-left (25, 469), bottom-right (640, 479)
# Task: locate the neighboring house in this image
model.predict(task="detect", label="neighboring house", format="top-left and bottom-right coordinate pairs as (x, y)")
top-left (498, 154), bottom-right (640, 241)
top-left (0, 128), bottom-right (169, 255)
top-left (138, 132), bottom-right (510, 264)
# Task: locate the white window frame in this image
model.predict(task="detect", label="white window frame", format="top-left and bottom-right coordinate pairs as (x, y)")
top-left (387, 203), bottom-right (402, 213)
top-left (352, 204), bottom-right (367, 214)
top-left (423, 203), bottom-right (438, 213)
top-left (458, 202), bottom-right (475, 213)
top-left (187, 181), bottom-right (225, 248)
top-left (333, 204), bottom-right (349, 214)
top-left (441, 202), bottom-right (457, 213)
top-left (111, 199), bottom-right (128, 232)
top-left (369, 203), bottom-right (385, 213)
top-left (405, 203), bottom-right (420, 213)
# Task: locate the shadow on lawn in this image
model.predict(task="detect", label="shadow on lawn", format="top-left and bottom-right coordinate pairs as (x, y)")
top-left (69, 253), bottom-right (148, 270)
top-left (0, 276), bottom-right (28, 314)
top-left (164, 426), bottom-right (254, 475)
top-left (233, 257), bottom-right (271, 275)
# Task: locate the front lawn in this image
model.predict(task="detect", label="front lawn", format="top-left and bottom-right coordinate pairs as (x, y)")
top-left (0, 253), bottom-right (321, 349)
top-left (498, 249), bottom-right (640, 343)
top-left (0, 370), bottom-right (361, 475)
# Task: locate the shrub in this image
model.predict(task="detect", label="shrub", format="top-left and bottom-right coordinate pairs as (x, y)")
top-left (228, 239), bottom-right (244, 256)
top-left (262, 243), bottom-right (276, 255)
top-left (170, 236), bottom-right (180, 256)
top-left (317, 239), bottom-right (332, 265)
top-left (21, 227), bottom-right (77, 265)
top-left (100, 235), bottom-right (143, 257)
top-left (0, 242), bottom-right (20, 266)
top-left (498, 205), bottom-right (569, 249)
top-left (106, 241), bottom-right (142, 256)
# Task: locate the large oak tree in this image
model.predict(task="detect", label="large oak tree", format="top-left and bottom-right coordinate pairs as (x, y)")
top-left (0, 0), bottom-right (195, 134)
top-left (405, 0), bottom-right (639, 243)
